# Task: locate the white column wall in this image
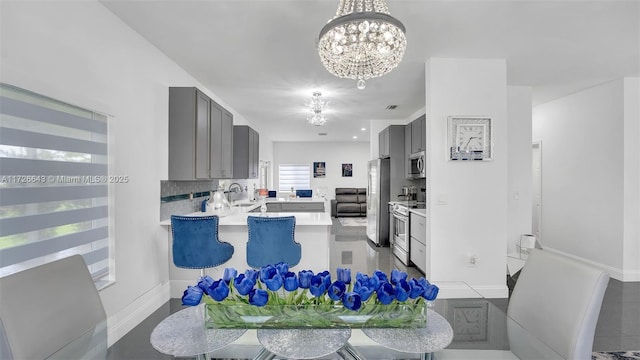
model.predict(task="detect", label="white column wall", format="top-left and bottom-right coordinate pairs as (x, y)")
top-left (623, 78), bottom-right (640, 280)
top-left (507, 86), bottom-right (534, 254)
top-left (425, 58), bottom-right (509, 298)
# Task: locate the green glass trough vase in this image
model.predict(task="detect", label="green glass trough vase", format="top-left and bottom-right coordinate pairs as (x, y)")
top-left (205, 302), bottom-right (427, 329)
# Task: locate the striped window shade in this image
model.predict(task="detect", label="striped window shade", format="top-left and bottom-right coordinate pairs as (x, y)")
top-left (278, 164), bottom-right (311, 193)
top-left (0, 84), bottom-right (111, 288)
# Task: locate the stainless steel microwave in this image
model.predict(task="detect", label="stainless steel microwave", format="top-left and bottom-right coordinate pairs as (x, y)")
top-left (407, 151), bottom-right (426, 179)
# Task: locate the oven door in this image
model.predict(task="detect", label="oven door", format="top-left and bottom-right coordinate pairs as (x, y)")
top-left (392, 212), bottom-right (409, 251)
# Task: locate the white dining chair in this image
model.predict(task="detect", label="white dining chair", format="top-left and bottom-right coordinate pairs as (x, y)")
top-left (0, 255), bottom-right (107, 359)
top-left (507, 249), bottom-right (609, 359)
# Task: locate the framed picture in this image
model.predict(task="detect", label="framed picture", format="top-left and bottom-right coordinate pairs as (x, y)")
top-left (447, 116), bottom-right (493, 161)
top-left (313, 162), bottom-right (326, 178)
top-left (342, 163), bottom-right (353, 177)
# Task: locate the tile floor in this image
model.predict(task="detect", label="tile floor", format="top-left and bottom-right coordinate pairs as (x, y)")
top-left (106, 219), bottom-right (639, 359)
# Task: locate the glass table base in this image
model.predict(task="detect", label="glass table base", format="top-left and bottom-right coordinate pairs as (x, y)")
top-left (256, 328), bottom-right (352, 359)
top-left (362, 310), bottom-right (453, 354)
top-left (150, 304), bottom-right (247, 357)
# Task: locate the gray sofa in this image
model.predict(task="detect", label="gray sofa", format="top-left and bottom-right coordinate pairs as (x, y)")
top-left (331, 188), bottom-right (367, 217)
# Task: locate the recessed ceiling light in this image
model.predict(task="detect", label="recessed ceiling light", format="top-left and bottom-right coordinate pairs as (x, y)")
top-left (360, 127), bottom-right (366, 131)
top-left (352, 136), bottom-right (358, 139)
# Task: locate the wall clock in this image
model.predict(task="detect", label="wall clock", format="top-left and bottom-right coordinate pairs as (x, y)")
top-left (448, 116), bottom-right (492, 161)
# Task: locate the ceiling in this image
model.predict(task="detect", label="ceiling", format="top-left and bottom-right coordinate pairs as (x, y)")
top-left (101, 0), bottom-right (639, 143)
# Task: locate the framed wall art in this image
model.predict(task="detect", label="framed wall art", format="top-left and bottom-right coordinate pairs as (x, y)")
top-left (342, 163), bottom-right (353, 177)
top-left (313, 162), bottom-right (326, 178)
top-left (447, 116), bottom-right (493, 161)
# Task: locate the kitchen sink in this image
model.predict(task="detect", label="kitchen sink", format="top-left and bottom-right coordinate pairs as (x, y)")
top-left (234, 203), bottom-right (256, 207)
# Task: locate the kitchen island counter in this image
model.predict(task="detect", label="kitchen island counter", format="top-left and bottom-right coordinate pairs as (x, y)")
top-left (159, 207), bottom-right (332, 226)
top-left (161, 203), bottom-right (332, 297)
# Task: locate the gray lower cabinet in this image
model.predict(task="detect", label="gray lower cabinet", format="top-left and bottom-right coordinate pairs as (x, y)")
top-left (280, 202), bottom-right (324, 212)
top-left (250, 202), bottom-right (325, 213)
top-left (233, 125), bottom-right (259, 179)
top-left (169, 87), bottom-right (233, 180)
top-left (409, 212), bottom-right (427, 273)
top-left (410, 237), bottom-right (427, 273)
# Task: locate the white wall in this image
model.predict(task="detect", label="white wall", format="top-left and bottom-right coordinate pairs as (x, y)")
top-left (273, 142), bottom-right (369, 198)
top-left (623, 78), bottom-right (640, 280)
top-left (532, 79), bottom-right (632, 280)
top-left (0, 1), bottom-right (272, 345)
top-left (507, 87), bottom-right (533, 254)
top-left (425, 58), bottom-right (508, 298)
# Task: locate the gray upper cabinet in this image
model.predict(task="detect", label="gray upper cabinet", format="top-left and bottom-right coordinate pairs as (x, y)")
top-left (210, 101), bottom-right (234, 179)
top-left (168, 87), bottom-right (233, 180)
top-left (404, 123), bottom-right (412, 159)
top-left (379, 127), bottom-right (390, 158)
top-left (233, 125), bottom-right (260, 179)
top-left (410, 114), bottom-right (426, 154)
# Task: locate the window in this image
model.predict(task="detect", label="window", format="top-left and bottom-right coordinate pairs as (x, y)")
top-left (0, 84), bottom-right (111, 288)
top-left (278, 164), bottom-right (310, 192)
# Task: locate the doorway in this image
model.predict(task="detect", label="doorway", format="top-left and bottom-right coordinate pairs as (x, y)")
top-left (532, 142), bottom-right (542, 241)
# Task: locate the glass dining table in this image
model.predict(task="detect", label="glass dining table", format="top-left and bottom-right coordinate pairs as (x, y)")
top-left (150, 282), bottom-right (561, 359)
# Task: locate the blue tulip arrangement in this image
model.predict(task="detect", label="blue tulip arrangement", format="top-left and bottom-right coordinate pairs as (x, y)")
top-left (182, 263), bottom-right (439, 329)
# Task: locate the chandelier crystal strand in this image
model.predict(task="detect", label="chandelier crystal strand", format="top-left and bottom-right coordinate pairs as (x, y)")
top-left (306, 92), bottom-right (329, 126)
top-left (318, 0), bottom-right (406, 89)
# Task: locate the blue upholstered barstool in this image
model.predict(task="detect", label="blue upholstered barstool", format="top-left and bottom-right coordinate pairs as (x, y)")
top-left (170, 215), bottom-right (234, 276)
top-left (246, 216), bottom-right (301, 268)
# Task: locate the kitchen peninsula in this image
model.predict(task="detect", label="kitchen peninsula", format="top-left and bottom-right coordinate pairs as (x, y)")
top-left (160, 198), bottom-right (332, 297)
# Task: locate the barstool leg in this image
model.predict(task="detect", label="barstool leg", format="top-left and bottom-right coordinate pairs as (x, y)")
top-left (252, 347), bottom-right (277, 360)
top-left (336, 342), bottom-right (366, 360)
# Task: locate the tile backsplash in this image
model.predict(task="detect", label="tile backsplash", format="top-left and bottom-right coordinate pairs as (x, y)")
top-left (160, 178), bottom-right (260, 220)
top-left (160, 180), bottom-right (218, 221)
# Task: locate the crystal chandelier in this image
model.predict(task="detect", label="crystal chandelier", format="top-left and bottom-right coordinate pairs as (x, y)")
top-left (306, 91), bottom-right (329, 126)
top-left (317, 0), bottom-right (407, 90)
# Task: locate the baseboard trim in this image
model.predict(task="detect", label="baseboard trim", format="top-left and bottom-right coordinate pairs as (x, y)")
top-left (106, 281), bottom-right (170, 347)
top-left (171, 279), bottom-right (197, 298)
top-left (472, 285), bottom-right (509, 299)
top-left (435, 281), bottom-right (508, 299)
top-left (543, 247), bottom-right (640, 281)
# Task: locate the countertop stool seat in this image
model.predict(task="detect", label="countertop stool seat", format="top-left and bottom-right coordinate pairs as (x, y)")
top-left (246, 215), bottom-right (300, 268)
top-left (254, 328), bottom-right (353, 360)
top-left (171, 214), bottom-right (234, 277)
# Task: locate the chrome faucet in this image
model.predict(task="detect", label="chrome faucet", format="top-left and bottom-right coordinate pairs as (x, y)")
top-left (227, 182), bottom-right (242, 202)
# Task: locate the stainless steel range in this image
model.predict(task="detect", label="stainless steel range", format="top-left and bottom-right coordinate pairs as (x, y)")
top-left (389, 201), bottom-right (425, 265)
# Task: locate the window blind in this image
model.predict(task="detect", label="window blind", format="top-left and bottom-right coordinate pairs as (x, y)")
top-left (0, 84), bottom-right (111, 288)
top-left (278, 164), bottom-right (311, 192)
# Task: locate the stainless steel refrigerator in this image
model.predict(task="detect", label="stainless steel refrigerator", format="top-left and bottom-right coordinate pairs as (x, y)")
top-left (366, 158), bottom-right (390, 246)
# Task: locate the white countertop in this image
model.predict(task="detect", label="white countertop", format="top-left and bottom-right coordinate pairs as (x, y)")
top-left (409, 208), bottom-right (427, 217)
top-left (160, 198), bottom-right (332, 226)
